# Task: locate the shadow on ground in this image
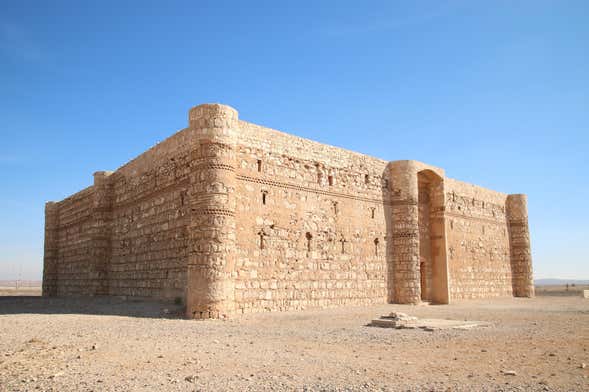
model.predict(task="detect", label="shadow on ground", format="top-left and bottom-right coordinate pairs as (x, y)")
top-left (0, 296), bottom-right (185, 319)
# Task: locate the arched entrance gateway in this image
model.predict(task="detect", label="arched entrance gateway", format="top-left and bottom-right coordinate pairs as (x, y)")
top-left (389, 161), bottom-right (449, 305)
top-left (417, 169), bottom-right (449, 304)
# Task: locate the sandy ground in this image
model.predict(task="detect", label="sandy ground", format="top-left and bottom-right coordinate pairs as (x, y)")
top-left (0, 295), bottom-right (587, 391)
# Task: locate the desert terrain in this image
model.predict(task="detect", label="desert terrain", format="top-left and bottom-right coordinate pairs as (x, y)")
top-left (0, 290), bottom-right (587, 391)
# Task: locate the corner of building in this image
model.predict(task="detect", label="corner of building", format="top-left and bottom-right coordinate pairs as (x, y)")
top-left (186, 103), bottom-right (239, 319)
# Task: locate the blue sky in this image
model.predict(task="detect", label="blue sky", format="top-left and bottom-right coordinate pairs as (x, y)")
top-left (0, 1), bottom-right (587, 280)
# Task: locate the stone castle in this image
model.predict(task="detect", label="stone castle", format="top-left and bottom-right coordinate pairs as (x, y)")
top-left (43, 103), bottom-right (534, 319)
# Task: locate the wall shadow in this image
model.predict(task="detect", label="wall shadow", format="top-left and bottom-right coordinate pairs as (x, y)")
top-left (0, 296), bottom-right (185, 319)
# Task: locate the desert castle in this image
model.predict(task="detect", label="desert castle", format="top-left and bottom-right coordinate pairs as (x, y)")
top-left (43, 103), bottom-right (534, 318)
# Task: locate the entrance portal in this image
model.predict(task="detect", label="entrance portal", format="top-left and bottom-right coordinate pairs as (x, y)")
top-left (417, 170), bottom-right (449, 304)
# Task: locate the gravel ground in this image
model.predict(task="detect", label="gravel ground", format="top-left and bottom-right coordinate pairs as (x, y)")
top-left (0, 295), bottom-right (587, 391)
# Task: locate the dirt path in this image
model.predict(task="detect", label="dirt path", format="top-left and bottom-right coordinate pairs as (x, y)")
top-left (0, 296), bottom-right (587, 391)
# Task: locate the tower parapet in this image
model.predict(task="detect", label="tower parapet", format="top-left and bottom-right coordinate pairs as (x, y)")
top-left (506, 194), bottom-right (534, 297)
top-left (186, 104), bottom-right (238, 318)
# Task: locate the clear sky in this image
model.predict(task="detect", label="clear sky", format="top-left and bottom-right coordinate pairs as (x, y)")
top-left (0, 1), bottom-right (587, 281)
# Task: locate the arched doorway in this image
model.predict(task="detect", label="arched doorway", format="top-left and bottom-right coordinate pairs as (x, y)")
top-left (417, 169), bottom-right (449, 304)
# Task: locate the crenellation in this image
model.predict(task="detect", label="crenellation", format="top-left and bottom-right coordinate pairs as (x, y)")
top-left (43, 103), bottom-right (534, 318)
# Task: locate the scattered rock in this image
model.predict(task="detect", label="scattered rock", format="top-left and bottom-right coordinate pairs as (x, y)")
top-left (580, 363), bottom-right (586, 369)
top-left (185, 375), bottom-right (198, 383)
top-left (49, 372), bottom-right (64, 379)
top-left (502, 370), bottom-right (517, 376)
top-left (388, 312), bottom-right (417, 321)
top-left (91, 344), bottom-right (98, 350)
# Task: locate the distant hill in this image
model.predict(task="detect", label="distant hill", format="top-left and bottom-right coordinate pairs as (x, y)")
top-left (535, 278), bottom-right (589, 286)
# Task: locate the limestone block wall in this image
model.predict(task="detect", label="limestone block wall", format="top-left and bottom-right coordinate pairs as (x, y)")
top-left (44, 125), bottom-right (195, 299)
top-left (42, 202), bottom-right (59, 296)
top-left (444, 179), bottom-right (514, 299)
top-left (107, 126), bottom-right (193, 299)
top-left (51, 186), bottom-right (95, 295)
top-left (233, 121), bottom-right (391, 314)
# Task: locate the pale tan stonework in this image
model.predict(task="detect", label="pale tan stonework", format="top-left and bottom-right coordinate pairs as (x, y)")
top-left (43, 103), bottom-right (534, 319)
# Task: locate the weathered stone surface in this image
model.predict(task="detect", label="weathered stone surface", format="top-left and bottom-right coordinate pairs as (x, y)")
top-left (42, 103), bottom-right (534, 318)
top-left (370, 314), bottom-right (489, 330)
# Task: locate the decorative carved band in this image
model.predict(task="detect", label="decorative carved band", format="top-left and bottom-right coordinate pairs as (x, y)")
top-left (113, 179), bottom-right (190, 211)
top-left (446, 191), bottom-right (505, 212)
top-left (237, 174), bottom-right (392, 206)
top-left (194, 163), bottom-right (236, 172)
top-left (392, 231), bottom-right (418, 239)
top-left (391, 199), bottom-right (418, 206)
top-left (444, 211), bottom-right (507, 226)
top-left (508, 219), bottom-right (529, 227)
top-left (192, 208), bottom-right (235, 217)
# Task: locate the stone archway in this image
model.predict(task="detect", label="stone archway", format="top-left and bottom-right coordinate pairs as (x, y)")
top-left (417, 169), bottom-right (449, 304)
top-left (388, 161), bottom-right (450, 305)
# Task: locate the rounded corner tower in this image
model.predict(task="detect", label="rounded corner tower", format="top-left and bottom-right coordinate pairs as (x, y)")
top-left (186, 103), bottom-right (239, 319)
top-left (506, 194), bottom-right (534, 298)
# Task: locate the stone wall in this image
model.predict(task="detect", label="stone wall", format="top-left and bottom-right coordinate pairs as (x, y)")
top-left (233, 121), bottom-right (391, 314)
top-left (46, 126), bottom-right (195, 299)
top-left (51, 187), bottom-right (95, 295)
top-left (444, 178), bottom-right (513, 300)
top-left (42, 103), bottom-right (534, 318)
top-left (108, 127), bottom-right (194, 299)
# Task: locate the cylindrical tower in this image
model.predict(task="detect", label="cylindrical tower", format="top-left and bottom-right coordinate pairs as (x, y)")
top-left (388, 160), bottom-right (421, 304)
top-left (506, 194), bottom-right (534, 297)
top-left (186, 104), bottom-right (238, 319)
top-left (42, 201), bottom-right (59, 296)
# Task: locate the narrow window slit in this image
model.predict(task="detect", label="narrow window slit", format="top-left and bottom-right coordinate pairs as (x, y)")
top-left (305, 232), bottom-right (313, 252)
top-left (262, 190), bottom-right (267, 205)
top-left (258, 231), bottom-right (266, 250)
